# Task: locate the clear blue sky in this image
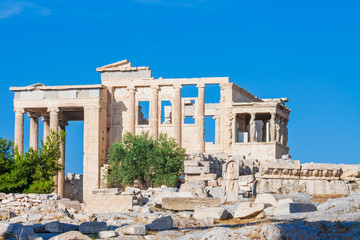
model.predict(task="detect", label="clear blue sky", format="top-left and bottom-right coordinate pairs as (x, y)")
top-left (1, 0), bottom-right (359, 174)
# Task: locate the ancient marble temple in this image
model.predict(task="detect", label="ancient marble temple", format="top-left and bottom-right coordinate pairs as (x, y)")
top-left (10, 60), bottom-right (290, 203)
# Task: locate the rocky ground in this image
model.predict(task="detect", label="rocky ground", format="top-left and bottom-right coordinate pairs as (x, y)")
top-left (1, 181), bottom-right (360, 240)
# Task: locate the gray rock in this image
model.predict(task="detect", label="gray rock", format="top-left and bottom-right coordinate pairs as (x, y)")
top-left (44, 221), bottom-right (78, 233)
top-left (79, 222), bottom-right (107, 234)
top-left (179, 180), bottom-right (208, 198)
top-left (146, 216), bottom-right (173, 231)
top-left (207, 187), bottom-right (227, 204)
top-left (273, 202), bottom-right (317, 216)
top-left (27, 214), bottom-right (43, 223)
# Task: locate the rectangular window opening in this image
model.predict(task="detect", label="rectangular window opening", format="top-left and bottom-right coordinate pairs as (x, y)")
top-left (161, 100), bottom-right (172, 124)
top-left (184, 116), bottom-right (195, 124)
top-left (205, 116), bottom-right (215, 143)
top-left (138, 101), bottom-right (149, 125)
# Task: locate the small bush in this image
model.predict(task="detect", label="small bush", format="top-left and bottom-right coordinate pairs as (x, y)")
top-left (107, 132), bottom-right (186, 189)
top-left (0, 130), bottom-right (65, 193)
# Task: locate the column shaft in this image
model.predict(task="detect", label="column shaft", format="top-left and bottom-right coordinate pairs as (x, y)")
top-left (214, 116), bottom-right (220, 145)
top-left (29, 113), bottom-right (39, 150)
top-left (150, 86), bottom-right (159, 138)
top-left (127, 87), bottom-right (136, 134)
top-left (173, 85), bottom-right (182, 146)
top-left (58, 121), bottom-right (66, 198)
top-left (14, 109), bottom-right (25, 155)
top-left (42, 116), bottom-right (50, 142)
top-left (197, 84), bottom-right (205, 152)
top-left (49, 107), bottom-right (59, 194)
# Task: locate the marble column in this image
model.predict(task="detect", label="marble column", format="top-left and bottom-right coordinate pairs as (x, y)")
top-left (42, 116), bottom-right (50, 142)
top-left (150, 85), bottom-right (159, 138)
top-left (249, 113), bottom-right (256, 142)
top-left (29, 112), bottom-right (39, 150)
top-left (58, 120), bottom-right (67, 198)
top-left (213, 115), bottom-right (220, 145)
top-left (48, 107), bottom-right (59, 194)
top-left (173, 85), bottom-right (182, 146)
top-left (14, 108), bottom-right (25, 155)
top-left (197, 83), bottom-right (205, 152)
top-left (270, 113), bottom-right (276, 142)
top-left (127, 86), bottom-right (136, 134)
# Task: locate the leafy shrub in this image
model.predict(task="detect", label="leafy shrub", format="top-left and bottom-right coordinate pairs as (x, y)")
top-left (0, 130), bottom-right (65, 193)
top-left (107, 132), bottom-right (186, 189)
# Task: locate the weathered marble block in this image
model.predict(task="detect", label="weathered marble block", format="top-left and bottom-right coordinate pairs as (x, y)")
top-left (339, 164), bottom-right (360, 181)
top-left (300, 163), bottom-right (341, 180)
top-left (260, 160), bottom-right (301, 179)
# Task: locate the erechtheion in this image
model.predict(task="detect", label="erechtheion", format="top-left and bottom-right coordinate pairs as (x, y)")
top-left (10, 59), bottom-right (290, 204)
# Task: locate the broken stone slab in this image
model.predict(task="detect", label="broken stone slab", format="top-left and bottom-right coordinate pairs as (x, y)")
top-left (49, 231), bottom-right (92, 240)
top-left (153, 192), bottom-right (197, 205)
top-left (179, 180), bottom-right (208, 198)
top-left (339, 164), bottom-right (360, 181)
top-left (273, 202), bottom-right (317, 216)
top-left (184, 160), bottom-right (199, 167)
top-left (300, 163), bottom-right (341, 180)
top-left (57, 200), bottom-right (82, 211)
top-left (145, 216), bottom-right (173, 231)
top-left (193, 207), bottom-right (228, 220)
top-left (255, 194), bottom-right (293, 207)
top-left (98, 230), bottom-right (118, 238)
top-left (207, 186), bottom-right (227, 204)
top-left (79, 222), bottom-right (107, 234)
top-left (116, 225), bottom-right (146, 236)
top-left (162, 197), bottom-right (221, 211)
top-left (200, 173), bottom-right (217, 181)
top-left (238, 175), bottom-right (255, 184)
top-left (234, 202), bottom-right (270, 219)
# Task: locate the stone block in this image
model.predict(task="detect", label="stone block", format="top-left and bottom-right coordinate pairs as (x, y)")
top-left (260, 160), bottom-right (301, 180)
top-left (300, 163), bottom-right (341, 180)
top-left (200, 173), bottom-right (217, 181)
top-left (184, 160), bottom-right (199, 167)
top-left (162, 197), bottom-right (221, 211)
top-left (79, 222), bottom-right (107, 234)
top-left (238, 175), bottom-right (255, 184)
top-left (119, 225), bottom-right (146, 236)
top-left (184, 166), bottom-right (209, 174)
top-left (145, 216), bottom-right (173, 231)
top-left (273, 202), bottom-right (317, 216)
top-left (179, 180), bottom-right (208, 198)
top-left (255, 194), bottom-right (291, 207)
top-left (339, 164), bottom-right (360, 181)
top-left (207, 180), bottom-right (218, 187)
top-left (207, 187), bottom-right (227, 204)
top-left (234, 202), bottom-right (269, 219)
top-left (193, 207), bottom-right (228, 220)
top-left (99, 230), bottom-right (117, 238)
top-left (153, 192), bottom-right (197, 205)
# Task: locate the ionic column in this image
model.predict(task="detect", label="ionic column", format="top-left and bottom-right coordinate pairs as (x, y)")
top-left (150, 85), bottom-right (159, 138)
top-left (197, 83), bottom-right (205, 152)
top-left (270, 113), bottom-right (276, 142)
top-left (249, 113), bottom-right (256, 142)
top-left (172, 85), bottom-right (182, 146)
top-left (14, 108), bottom-right (25, 155)
top-left (213, 115), bottom-right (220, 145)
top-left (48, 107), bottom-right (59, 194)
top-left (29, 112), bottom-right (39, 151)
top-left (42, 116), bottom-right (50, 142)
top-left (127, 86), bottom-right (136, 134)
top-left (58, 120), bottom-right (67, 198)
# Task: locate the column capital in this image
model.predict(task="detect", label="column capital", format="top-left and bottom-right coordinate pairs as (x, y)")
top-left (220, 83), bottom-right (233, 90)
top-left (196, 83), bottom-right (206, 88)
top-left (28, 112), bottom-right (40, 118)
top-left (14, 108), bottom-right (25, 114)
top-left (48, 107), bottom-right (60, 113)
top-left (83, 105), bottom-right (101, 111)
